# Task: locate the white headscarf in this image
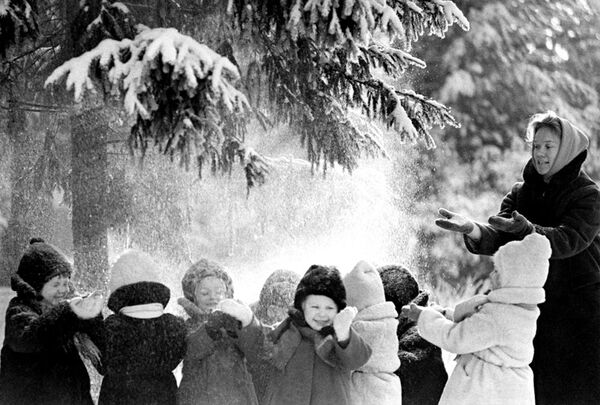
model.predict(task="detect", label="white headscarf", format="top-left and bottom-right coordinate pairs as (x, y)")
top-left (534, 116), bottom-right (590, 179)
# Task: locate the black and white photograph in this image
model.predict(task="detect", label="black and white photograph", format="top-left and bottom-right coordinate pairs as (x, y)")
top-left (0, 1), bottom-right (599, 404)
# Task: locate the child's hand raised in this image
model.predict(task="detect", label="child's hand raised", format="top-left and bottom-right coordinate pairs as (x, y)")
top-left (401, 303), bottom-right (424, 322)
top-left (178, 297), bottom-right (204, 320)
top-left (333, 306), bottom-right (358, 342)
top-left (69, 292), bottom-right (103, 319)
top-left (217, 299), bottom-right (253, 327)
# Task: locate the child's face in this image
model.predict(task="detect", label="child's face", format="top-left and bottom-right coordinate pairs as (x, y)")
top-left (194, 276), bottom-right (227, 313)
top-left (266, 304), bottom-right (289, 324)
top-left (301, 294), bottom-right (338, 331)
top-left (40, 275), bottom-right (70, 306)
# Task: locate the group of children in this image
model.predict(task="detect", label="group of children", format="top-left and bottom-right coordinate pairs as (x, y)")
top-left (0, 231), bottom-right (553, 405)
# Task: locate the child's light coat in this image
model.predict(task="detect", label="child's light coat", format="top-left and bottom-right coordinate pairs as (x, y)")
top-left (348, 301), bottom-right (402, 405)
top-left (418, 287), bottom-right (544, 405)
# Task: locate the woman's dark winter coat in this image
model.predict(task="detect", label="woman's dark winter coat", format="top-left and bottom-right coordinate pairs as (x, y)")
top-left (0, 275), bottom-right (103, 405)
top-left (465, 151), bottom-right (600, 405)
top-left (397, 291), bottom-right (448, 405)
top-left (97, 311), bottom-right (186, 405)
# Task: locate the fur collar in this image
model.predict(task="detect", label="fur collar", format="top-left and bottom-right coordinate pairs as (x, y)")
top-left (523, 150), bottom-right (586, 187)
top-left (11, 274), bottom-right (42, 302)
top-left (268, 309), bottom-right (338, 370)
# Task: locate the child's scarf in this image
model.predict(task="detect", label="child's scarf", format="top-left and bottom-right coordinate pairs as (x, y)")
top-left (268, 309), bottom-right (341, 370)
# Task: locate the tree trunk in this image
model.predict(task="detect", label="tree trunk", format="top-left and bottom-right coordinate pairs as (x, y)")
top-left (65, 0), bottom-right (109, 293)
top-left (70, 107), bottom-right (109, 292)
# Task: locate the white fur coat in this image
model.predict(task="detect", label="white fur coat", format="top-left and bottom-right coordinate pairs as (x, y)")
top-left (418, 287), bottom-right (544, 405)
top-left (348, 301), bottom-right (402, 405)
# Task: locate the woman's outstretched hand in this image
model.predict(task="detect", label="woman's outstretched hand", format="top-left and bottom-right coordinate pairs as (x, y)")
top-left (488, 210), bottom-right (534, 236)
top-left (435, 208), bottom-right (475, 234)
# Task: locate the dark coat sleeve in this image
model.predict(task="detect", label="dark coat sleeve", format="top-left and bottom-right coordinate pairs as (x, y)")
top-left (533, 185), bottom-right (600, 259)
top-left (465, 181), bottom-right (600, 260)
top-left (4, 301), bottom-right (79, 353)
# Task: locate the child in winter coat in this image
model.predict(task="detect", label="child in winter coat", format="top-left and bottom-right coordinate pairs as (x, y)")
top-left (219, 264), bottom-right (373, 405)
top-left (176, 259), bottom-right (259, 405)
top-left (343, 260), bottom-right (402, 405)
top-left (378, 264), bottom-right (448, 405)
top-left (248, 269), bottom-right (301, 399)
top-left (402, 232), bottom-right (552, 405)
top-left (98, 249), bottom-right (187, 405)
top-left (251, 269), bottom-right (301, 326)
top-left (0, 238), bottom-right (104, 405)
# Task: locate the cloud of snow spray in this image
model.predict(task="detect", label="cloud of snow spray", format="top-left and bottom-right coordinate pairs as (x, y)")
top-left (105, 132), bottom-right (420, 308)
top-left (226, 161), bottom-right (418, 304)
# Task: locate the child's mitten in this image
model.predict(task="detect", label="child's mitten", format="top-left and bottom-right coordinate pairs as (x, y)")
top-left (205, 311), bottom-right (242, 340)
top-left (69, 293), bottom-right (104, 319)
top-left (333, 306), bottom-right (358, 341)
top-left (401, 303), bottom-right (424, 322)
top-left (216, 299), bottom-right (254, 327)
top-left (178, 297), bottom-right (204, 321)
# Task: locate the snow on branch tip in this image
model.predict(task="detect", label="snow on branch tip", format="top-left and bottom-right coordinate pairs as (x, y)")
top-left (44, 27), bottom-right (249, 117)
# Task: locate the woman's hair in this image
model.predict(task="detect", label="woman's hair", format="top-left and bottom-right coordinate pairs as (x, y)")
top-left (525, 110), bottom-right (562, 143)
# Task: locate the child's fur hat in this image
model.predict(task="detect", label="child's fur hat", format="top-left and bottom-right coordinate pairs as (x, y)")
top-left (344, 260), bottom-right (386, 311)
top-left (294, 265), bottom-right (346, 311)
top-left (493, 232), bottom-right (551, 288)
top-left (15, 237), bottom-right (72, 293)
top-left (108, 249), bottom-right (170, 312)
top-left (377, 264), bottom-right (419, 315)
top-left (181, 258), bottom-right (233, 305)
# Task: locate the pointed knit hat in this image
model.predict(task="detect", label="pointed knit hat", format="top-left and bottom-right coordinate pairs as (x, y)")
top-left (493, 232), bottom-right (552, 288)
top-left (15, 237), bottom-right (72, 293)
top-left (344, 260), bottom-right (386, 311)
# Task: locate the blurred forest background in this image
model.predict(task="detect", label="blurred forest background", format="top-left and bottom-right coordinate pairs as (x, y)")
top-left (1, 0), bottom-right (599, 306)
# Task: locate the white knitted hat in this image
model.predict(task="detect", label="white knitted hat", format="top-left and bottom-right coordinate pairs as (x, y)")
top-left (493, 233), bottom-right (552, 288)
top-left (344, 260), bottom-right (386, 311)
top-left (109, 249), bottom-right (162, 293)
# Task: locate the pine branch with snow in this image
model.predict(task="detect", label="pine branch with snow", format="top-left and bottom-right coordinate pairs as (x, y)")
top-left (387, 0), bottom-right (470, 47)
top-left (46, 27), bottom-right (259, 185)
top-left (73, 1), bottom-right (137, 54)
top-left (0, 0), bottom-right (38, 57)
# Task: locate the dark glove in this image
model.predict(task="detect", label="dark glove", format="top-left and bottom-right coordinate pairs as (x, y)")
top-left (205, 310), bottom-right (242, 341)
top-left (435, 208), bottom-right (475, 234)
top-left (488, 211), bottom-right (534, 236)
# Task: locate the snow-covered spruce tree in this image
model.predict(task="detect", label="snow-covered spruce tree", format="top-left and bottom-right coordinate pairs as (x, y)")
top-left (48, 0), bottom-right (470, 183)
top-left (40, 0), bottom-right (469, 289)
top-left (180, 0), bottom-right (471, 174)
